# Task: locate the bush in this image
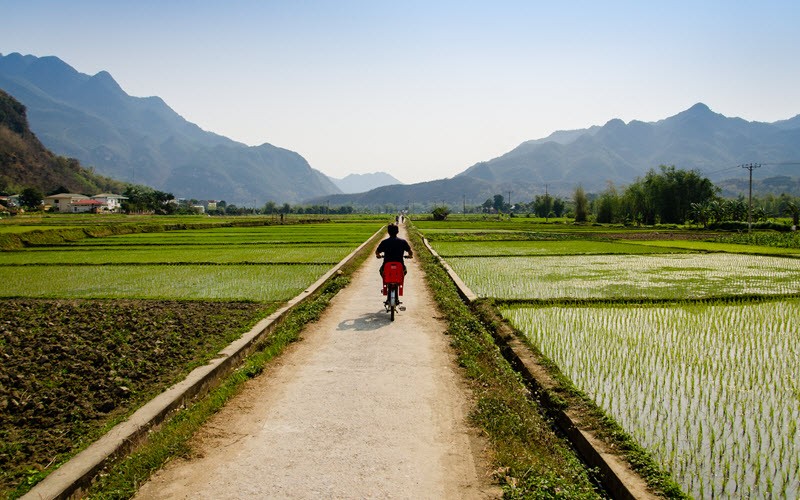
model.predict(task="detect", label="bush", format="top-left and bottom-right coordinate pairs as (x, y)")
top-left (431, 206), bottom-right (450, 221)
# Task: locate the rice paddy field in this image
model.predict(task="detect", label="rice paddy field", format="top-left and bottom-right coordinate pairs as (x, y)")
top-left (0, 217), bottom-right (383, 496)
top-left (421, 220), bottom-right (800, 498)
top-left (0, 222), bottom-right (381, 301)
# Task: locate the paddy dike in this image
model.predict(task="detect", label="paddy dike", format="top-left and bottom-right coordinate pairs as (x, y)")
top-left (134, 229), bottom-right (500, 499)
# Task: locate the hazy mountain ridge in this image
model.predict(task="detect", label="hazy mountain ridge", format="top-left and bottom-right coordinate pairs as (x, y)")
top-left (0, 52), bottom-right (340, 204)
top-left (329, 172), bottom-right (403, 194)
top-left (316, 103), bottom-right (800, 207)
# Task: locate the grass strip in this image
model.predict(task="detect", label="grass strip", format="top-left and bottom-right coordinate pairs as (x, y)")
top-left (406, 224), bottom-right (602, 498)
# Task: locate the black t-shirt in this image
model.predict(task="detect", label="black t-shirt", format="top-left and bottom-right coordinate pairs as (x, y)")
top-left (376, 236), bottom-right (411, 263)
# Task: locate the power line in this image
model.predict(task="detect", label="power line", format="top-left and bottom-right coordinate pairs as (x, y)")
top-left (701, 165), bottom-right (741, 176)
top-left (701, 161), bottom-right (800, 176)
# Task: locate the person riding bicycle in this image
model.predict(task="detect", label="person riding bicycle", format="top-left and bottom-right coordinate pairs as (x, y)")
top-left (376, 223), bottom-right (412, 276)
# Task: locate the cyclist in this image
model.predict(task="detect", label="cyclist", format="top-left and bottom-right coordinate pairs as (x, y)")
top-left (375, 223), bottom-right (412, 275)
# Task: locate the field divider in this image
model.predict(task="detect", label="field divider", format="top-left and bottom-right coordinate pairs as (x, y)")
top-left (23, 227), bottom-right (386, 500)
top-left (422, 236), bottom-right (659, 500)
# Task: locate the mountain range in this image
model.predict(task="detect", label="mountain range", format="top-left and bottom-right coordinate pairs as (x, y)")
top-left (2, 52), bottom-right (799, 209)
top-left (0, 52), bottom-right (341, 205)
top-left (310, 103), bottom-right (800, 208)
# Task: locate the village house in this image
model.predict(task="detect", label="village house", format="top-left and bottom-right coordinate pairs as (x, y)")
top-left (70, 198), bottom-right (105, 213)
top-left (43, 193), bottom-right (88, 212)
top-left (43, 193), bottom-right (128, 213)
top-left (91, 193), bottom-right (127, 212)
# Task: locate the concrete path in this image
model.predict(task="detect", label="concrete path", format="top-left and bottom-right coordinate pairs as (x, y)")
top-left (135, 229), bottom-right (499, 499)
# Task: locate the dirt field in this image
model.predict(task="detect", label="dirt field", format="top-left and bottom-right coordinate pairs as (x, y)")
top-left (0, 299), bottom-right (269, 495)
top-left (135, 230), bottom-right (500, 499)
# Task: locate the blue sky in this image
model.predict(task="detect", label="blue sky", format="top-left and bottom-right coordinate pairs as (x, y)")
top-left (3, 1), bottom-right (799, 184)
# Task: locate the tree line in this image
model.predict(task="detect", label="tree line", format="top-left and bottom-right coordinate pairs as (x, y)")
top-left (464, 165), bottom-right (798, 228)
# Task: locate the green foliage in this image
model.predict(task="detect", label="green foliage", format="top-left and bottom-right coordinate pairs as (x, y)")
top-left (18, 188), bottom-right (43, 210)
top-left (629, 165), bottom-right (717, 225)
top-left (712, 231), bottom-right (800, 249)
top-left (122, 186), bottom-right (176, 214)
top-left (573, 186), bottom-right (589, 222)
top-left (431, 205), bottom-right (450, 220)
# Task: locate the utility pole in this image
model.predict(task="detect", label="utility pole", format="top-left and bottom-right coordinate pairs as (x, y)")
top-left (463, 194), bottom-right (466, 215)
top-left (508, 190), bottom-right (512, 212)
top-left (741, 163), bottom-right (761, 232)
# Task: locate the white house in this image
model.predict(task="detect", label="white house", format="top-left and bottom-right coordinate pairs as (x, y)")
top-left (91, 193), bottom-right (127, 213)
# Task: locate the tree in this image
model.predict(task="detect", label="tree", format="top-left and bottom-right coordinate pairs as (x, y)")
top-left (493, 194), bottom-right (505, 212)
top-left (19, 187), bottom-right (43, 210)
top-left (552, 197), bottom-right (566, 217)
top-left (594, 183), bottom-right (620, 223)
top-left (121, 186), bottom-right (174, 213)
top-left (533, 194), bottom-right (553, 218)
top-left (573, 186), bottom-right (589, 222)
top-left (632, 165), bottom-right (717, 224)
top-left (431, 205), bottom-right (450, 221)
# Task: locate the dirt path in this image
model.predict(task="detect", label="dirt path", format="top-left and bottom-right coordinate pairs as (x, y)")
top-left (135, 230), bottom-right (500, 499)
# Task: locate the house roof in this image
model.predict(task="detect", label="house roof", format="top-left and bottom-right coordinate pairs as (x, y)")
top-left (92, 193), bottom-right (128, 199)
top-left (45, 193), bottom-right (88, 200)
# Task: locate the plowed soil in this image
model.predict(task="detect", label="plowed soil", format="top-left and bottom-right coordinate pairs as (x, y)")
top-left (0, 299), bottom-right (270, 495)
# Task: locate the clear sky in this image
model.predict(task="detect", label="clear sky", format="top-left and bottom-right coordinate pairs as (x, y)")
top-left (2, 0), bottom-right (799, 184)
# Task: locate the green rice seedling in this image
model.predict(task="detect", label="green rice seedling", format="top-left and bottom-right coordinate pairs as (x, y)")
top-left (622, 239), bottom-right (800, 256)
top-left (0, 264), bottom-right (331, 301)
top-left (502, 300), bottom-right (800, 499)
top-left (431, 240), bottom-right (685, 257)
top-left (67, 223), bottom-right (381, 247)
top-left (0, 244), bottom-right (352, 265)
top-left (447, 253), bottom-right (800, 300)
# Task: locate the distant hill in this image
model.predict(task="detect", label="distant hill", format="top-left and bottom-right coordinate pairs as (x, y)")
top-left (329, 172), bottom-right (403, 194)
top-left (312, 103), bottom-right (800, 207)
top-left (0, 52), bottom-right (341, 205)
top-left (0, 89), bottom-right (126, 196)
